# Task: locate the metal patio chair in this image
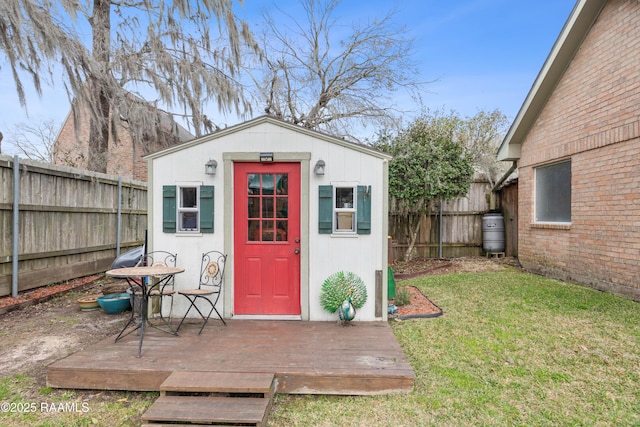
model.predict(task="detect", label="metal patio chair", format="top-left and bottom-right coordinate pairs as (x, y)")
top-left (143, 251), bottom-right (178, 324)
top-left (176, 251), bottom-right (227, 335)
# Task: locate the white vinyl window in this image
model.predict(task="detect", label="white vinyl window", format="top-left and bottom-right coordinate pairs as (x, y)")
top-left (178, 186), bottom-right (199, 232)
top-left (535, 160), bottom-right (571, 223)
top-left (334, 186), bottom-right (356, 233)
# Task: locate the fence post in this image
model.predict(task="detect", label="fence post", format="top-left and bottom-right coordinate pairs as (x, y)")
top-left (116, 176), bottom-right (122, 257)
top-left (439, 200), bottom-right (443, 258)
top-left (12, 155), bottom-right (19, 298)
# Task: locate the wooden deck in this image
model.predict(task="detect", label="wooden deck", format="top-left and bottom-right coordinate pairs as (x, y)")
top-left (47, 320), bottom-right (415, 395)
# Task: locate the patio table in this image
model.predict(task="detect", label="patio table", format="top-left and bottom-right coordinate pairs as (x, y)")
top-left (106, 265), bottom-right (184, 357)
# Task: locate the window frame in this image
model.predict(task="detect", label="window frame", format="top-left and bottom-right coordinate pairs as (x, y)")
top-left (333, 185), bottom-right (357, 234)
top-left (177, 185), bottom-right (200, 233)
top-left (534, 159), bottom-right (572, 224)
top-left (318, 184), bottom-right (371, 235)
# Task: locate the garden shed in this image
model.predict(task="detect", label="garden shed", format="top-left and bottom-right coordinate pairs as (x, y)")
top-left (145, 115), bottom-right (392, 321)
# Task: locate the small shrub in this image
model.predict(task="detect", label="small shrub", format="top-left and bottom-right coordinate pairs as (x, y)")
top-left (394, 287), bottom-right (411, 306)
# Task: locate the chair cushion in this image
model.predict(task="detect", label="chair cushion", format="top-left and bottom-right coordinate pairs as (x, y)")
top-left (179, 289), bottom-right (215, 296)
top-left (205, 262), bottom-right (219, 278)
top-left (149, 289), bottom-right (176, 296)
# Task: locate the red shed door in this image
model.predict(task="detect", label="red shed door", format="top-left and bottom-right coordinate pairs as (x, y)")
top-left (233, 162), bottom-right (301, 315)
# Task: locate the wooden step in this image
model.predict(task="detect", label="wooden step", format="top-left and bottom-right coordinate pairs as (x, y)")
top-left (141, 395), bottom-right (270, 426)
top-left (160, 371), bottom-right (276, 398)
top-left (142, 424), bottom-right (243, 427)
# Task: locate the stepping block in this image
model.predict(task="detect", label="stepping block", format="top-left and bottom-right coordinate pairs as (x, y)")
top-left (486, 252), bottom-right (505, 258)
top-left (141, 395), bottom-right (270, 426)
top-left (159, 371), bottom-right (276, 397)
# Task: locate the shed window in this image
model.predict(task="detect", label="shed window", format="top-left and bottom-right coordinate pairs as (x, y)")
top-left (335, 187), bottom-right (356, 232)
top-left (535, 160), bottom-right (571, 223)
top-left (162, 185), bottom-right (214, 233)
top-left (318, 185), bottom-right (371, 235)
top-left (179, 186), bottom-right (199, 231)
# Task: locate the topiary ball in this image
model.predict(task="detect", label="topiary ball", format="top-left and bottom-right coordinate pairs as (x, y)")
top-left (320, 271), bottom-right (368, 314)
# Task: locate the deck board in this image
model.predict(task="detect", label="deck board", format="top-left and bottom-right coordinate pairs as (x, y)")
top-left (47, 320), bottom-right (414, 395)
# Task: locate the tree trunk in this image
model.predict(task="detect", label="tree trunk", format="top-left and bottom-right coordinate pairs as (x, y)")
top-left (87, 0), bottom-right (111, 173)
top-left (403, 213), bottom-right (422, 262)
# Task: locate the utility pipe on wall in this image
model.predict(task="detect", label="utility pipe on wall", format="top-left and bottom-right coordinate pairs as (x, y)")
top-left (490, 161), bottom-right (517, 210)
top-left (12, 155), bottom-right (19, 298)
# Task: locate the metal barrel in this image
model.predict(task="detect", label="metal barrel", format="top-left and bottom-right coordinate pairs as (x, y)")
top-left (482, 212), bottom-right (505, 253)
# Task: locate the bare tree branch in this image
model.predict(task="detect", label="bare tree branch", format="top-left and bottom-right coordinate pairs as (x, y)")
top-left (4, 118), bottom-right (59, 162)
top-left (1, 0), bottom-right (260, 172)
top-left (248, 0), bottom-right (427, 140)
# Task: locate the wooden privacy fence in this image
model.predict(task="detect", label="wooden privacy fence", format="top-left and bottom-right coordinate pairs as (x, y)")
top-left (389, 179), bottom-right (492, 261)
top-left (0, 155), bottom-right (147, 297)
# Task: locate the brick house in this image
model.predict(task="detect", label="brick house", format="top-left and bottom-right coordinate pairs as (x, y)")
top-left (53, 101), bottom-right (192, 181)
top-left (497, 0), bottom-right (640, 300)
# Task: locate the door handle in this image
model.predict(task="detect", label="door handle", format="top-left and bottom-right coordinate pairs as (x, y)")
top-left (294, 248), bottom-right (300, 254)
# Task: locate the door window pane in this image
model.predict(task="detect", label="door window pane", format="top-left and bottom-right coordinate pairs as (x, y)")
top-left (262, 220), bottom-right (275, 241)
top-left (248, 220), bottom-right (260, 241)
top-left (248, 196), bottom-right (259, 218)
top-left (277, 198), bottom-right (288, 219)
top-left (262, 198), bottom-right (274, 218)
top-left (261, 174), bottom-right (274, 195)
top-left (277, 220), bottom-right (288, 241)
top-left (276, 174), bottom-right (288, 195)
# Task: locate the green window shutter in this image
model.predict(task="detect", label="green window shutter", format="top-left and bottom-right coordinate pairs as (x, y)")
top-left (357, 185), bottom-right (371, 235)
top-left (318, 185), bottom-right (333, 234)
top-left (200, 185), bottom-right (215, 233)
top-left (162, 185), bottom-right (177, 233)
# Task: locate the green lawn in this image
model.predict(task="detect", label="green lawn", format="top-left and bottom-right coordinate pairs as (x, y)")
top-left (1, 266), bottom-right (639, 426)
top-left (270, 268), bottom-right (640, 426)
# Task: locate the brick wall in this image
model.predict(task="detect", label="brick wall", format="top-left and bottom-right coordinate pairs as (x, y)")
top-left (518, 0), bottom-right (640, 300)
top-left (53, 108), bottom-right (148, 181)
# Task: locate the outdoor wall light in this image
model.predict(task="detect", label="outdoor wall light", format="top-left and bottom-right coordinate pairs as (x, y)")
top-left (314, 159), bottom-right (326, 176)
top-left (205, 159), bottom-right (218, 175)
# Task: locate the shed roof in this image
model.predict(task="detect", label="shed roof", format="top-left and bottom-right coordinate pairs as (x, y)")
top-left (145, 115), bottom-right (392, 161)
top-left (497, 0), bottom-right (607, 161)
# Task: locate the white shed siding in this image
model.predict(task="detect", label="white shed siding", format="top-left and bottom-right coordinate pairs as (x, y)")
top-left (308, 140), bottom-right (386, 321)
top-left (147, 118), bottom-right (389, 322)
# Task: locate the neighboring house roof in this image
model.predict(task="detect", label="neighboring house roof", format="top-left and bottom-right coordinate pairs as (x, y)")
top-left (56, 92), bottom-right (194, 147)
top-left (144, 115), bottom-right (393, 161)
top-left (152, 112), bottom-right (194, 144)
top-left (497, 0), bottom-right (608, 161)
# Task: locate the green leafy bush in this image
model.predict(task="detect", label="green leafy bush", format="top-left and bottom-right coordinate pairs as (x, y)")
top-left (320, 271), bottom-right (368, 313)
top-left (394, 287), bottom-right (411, 306)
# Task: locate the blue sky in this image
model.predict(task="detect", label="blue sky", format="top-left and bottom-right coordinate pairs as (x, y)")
top-left (0, 0), bottom-right (576, 153)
